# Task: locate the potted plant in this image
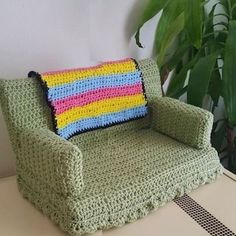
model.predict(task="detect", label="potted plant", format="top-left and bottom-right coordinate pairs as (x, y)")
top-left (135, 0), bottom-right (236, 173)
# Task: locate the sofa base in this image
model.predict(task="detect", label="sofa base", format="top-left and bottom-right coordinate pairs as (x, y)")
top-left (17, 165), bottom-right (223, 236)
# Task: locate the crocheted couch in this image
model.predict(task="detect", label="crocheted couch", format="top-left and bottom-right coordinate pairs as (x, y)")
top-left (0, 59), bottom-right (222, 235)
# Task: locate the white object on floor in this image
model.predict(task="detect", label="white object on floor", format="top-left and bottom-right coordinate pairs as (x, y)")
top-left (0, 169), bottom-right (235, 236)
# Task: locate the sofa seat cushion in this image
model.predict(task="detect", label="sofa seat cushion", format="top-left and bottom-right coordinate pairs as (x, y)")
top-left (65, 128), bottom-right (222, 234)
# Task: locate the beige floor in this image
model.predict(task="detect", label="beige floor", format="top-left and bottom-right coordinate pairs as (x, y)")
top-left (0, 169), bottom-right (235, 236)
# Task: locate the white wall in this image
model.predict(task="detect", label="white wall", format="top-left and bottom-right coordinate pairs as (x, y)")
top-left (0, 0), bottom-right (158, 177)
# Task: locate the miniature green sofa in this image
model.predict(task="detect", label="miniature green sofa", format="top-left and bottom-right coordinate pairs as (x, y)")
top-left (0, 59), bottom-right (222, 235)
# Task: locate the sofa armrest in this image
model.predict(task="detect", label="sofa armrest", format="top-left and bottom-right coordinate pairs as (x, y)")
top-left (19, 128), bottom-right (83, 197)
top-left (151, 97), bottom-right (213, 149)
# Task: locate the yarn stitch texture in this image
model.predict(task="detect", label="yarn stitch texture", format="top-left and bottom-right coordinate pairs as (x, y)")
top-left (0, 58), bottom-right (223, 236)
top-left (36, 58), bottom-right (147, 139)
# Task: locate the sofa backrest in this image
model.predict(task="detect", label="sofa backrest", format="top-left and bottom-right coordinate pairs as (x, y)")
top-left (0, 58), bottom-right (162, 151)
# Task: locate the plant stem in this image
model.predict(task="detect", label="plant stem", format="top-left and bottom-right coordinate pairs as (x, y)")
top-left (213, 22), bottom-right (228, 29)
top-left (214, 13), bottom-right (230, 20)
top-left (203, 30), bottom-right (228, 39)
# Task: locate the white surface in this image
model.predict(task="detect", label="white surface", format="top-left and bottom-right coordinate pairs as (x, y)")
top-left (0, 0), bottom-right (159, 177)
top-left (0, 170), bottom-right (235, 236)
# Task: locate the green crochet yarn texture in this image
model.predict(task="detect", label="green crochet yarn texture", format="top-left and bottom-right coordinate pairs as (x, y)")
top-left (0, 59), bottom-right (223, 235)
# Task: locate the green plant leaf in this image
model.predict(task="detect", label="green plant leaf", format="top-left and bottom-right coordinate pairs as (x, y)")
top-left (135, 0), bottom-right (168, 48)
top-left (208, 66), bottom-right (222, 108)
top-left (154, 0), bottom-right (185, 66)
top-left (158, 13), bottom-right (185, 66)
top-left (187, 52), bottom-right (219, 107)
top-left (166, 65), bottom-right (188, 98)
top-left (211, 120), bottom-right (226, 153)
top-left (166, 51), bottom-right (202, 98)
top-left (165, 39), bottom-right (190, 70)
top-left (184, 0), bottom-right (203, 49)
top-left (173, 86), bottom-right (188, 98)
top-left (232, 1), bottom-right (236, 20)
top-left (222, 20), bottom-right (236, 126)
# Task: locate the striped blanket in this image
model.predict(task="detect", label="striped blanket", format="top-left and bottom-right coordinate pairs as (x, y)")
top-left (33, 58), bottom-right (147, 139)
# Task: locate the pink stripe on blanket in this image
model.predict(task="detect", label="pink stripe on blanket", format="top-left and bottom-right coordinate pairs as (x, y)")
top-left (53, 83), bottom-right (143, 115)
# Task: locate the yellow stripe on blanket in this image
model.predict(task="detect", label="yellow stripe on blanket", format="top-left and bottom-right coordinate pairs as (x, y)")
top-left (43, 60), bottom-right (136, 87)
top-left (57, 94), bottom-right (146, 128)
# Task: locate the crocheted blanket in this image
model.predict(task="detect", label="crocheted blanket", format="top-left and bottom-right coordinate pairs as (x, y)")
top-left (30, 59), bottom-right (147, 139)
